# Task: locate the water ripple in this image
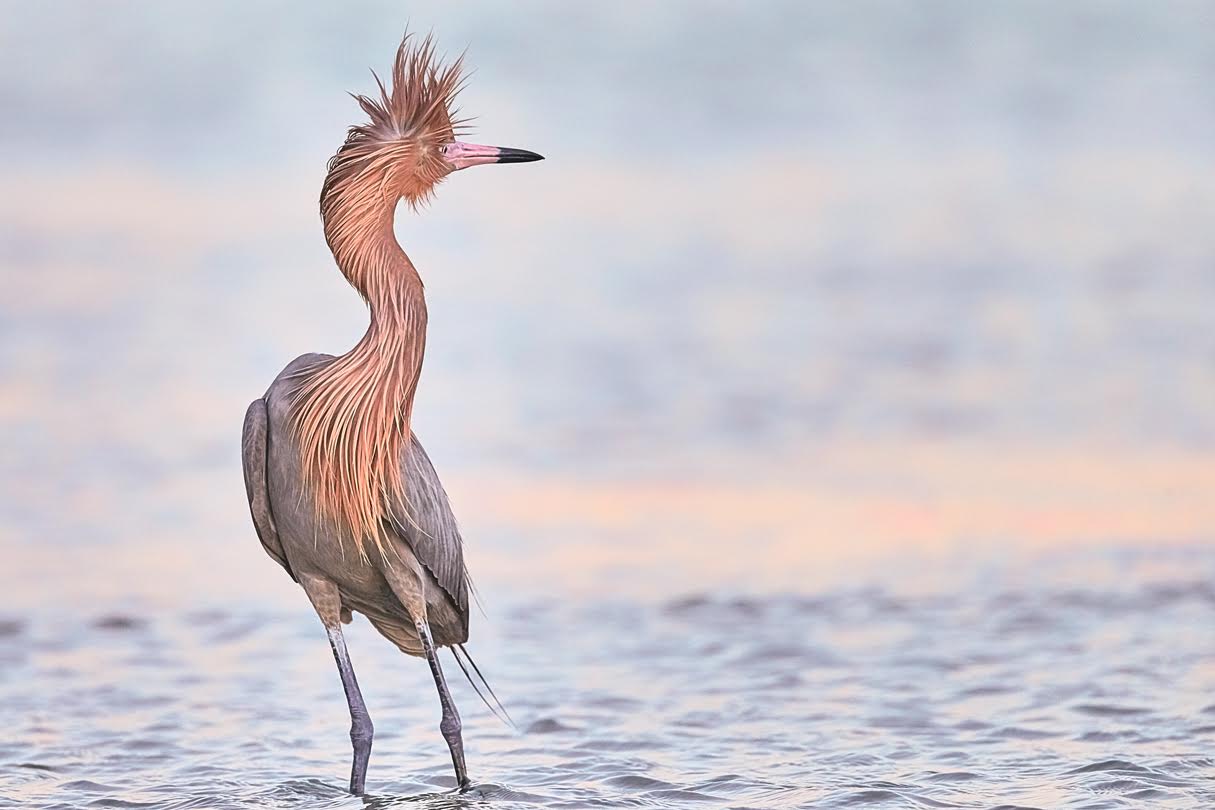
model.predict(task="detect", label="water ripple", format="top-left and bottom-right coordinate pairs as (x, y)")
top-left (2, 569), bottom-right (1213, 808)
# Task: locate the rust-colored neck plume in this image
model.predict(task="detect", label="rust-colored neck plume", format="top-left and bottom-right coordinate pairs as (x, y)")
top-left (288, 34), bottom-right (463, 560)
top-left (291, 179), bottom-right (427, 560)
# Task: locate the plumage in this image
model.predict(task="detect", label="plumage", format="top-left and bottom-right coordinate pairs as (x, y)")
top-left (240, 398), bottom-right (295, 582)
top-left (238, 32), bottom-right (542, 795)
top-left (294, 32), bottom-right (465, 562)
top-left (245, 353), bottom-right (470, 651)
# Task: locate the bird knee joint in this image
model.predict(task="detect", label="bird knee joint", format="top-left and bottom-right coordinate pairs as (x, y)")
top-left (350, 718), bottom-right (374, 745)
top-left (439, 714), bottom-right (461, 737)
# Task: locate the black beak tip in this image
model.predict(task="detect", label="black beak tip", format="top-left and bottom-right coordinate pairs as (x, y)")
top-left (497, 147), bottom-right (545, 164)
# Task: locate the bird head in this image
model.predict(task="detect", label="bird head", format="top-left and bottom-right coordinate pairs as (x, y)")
top-left (321, 33), bottom-right (543, 214)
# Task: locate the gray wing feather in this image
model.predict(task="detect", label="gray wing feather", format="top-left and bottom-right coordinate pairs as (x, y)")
top-left (388, 433), bottom-right (469, 620)
top-left (242, 398), bottom-right (296, 581)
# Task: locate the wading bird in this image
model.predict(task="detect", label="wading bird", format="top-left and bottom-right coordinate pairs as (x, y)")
top-left (241, 34), bottom-right (542, 795)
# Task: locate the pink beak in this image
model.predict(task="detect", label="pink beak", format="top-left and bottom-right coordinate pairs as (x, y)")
top-left (441, 141), bottom-right (544, 171)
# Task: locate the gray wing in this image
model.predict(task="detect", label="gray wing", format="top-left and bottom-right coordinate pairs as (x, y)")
top-left (241, 398), bottom-right (296, 581)
top-left (387, 433), bottom-right (469, 620)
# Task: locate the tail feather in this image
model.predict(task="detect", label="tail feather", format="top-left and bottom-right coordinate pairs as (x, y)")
top-left (451, 644), bottom-right (515, 729)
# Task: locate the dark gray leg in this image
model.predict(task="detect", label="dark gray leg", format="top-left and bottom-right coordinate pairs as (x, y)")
top-left (326, 626), bottom-right (374, 795)
top-left (415, 619), bottom-right (470, 790)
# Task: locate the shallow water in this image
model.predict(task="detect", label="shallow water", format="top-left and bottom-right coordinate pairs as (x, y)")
top-left (3, 549), bottom-right (1213, 809)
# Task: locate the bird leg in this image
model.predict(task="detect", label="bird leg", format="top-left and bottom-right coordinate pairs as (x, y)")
top-left (415, 619), bottom-right (470, 790)
top-left (326, 625), bottom-right (375, 795)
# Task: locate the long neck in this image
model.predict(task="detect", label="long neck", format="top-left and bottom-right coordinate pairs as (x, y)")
top-left (324, 189), bottom-right (428, 369)
top-left (290, 184), bottom-right (428, 559)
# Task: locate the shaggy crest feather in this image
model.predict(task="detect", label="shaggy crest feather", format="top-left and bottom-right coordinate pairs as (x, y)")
top-left (288, 33), bottom-right (467, 560)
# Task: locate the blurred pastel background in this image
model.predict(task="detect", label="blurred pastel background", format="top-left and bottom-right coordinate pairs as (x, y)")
top-left (1, 3), bottom-right (1213, 808)
top-left (4, 1), bottom-right (1213, 608)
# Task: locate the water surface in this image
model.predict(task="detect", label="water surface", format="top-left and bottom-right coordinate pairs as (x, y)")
top-left (3, 549), bottom-right (1214, 809)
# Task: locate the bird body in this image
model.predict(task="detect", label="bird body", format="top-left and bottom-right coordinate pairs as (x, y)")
top-left (239, 34), bottom-right (542, 795)
top-left (246, 353), bottom-right (469, 653)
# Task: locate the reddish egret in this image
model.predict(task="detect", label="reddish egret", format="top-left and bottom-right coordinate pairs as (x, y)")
top-left (241, 34), bottom-right (541, 795)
